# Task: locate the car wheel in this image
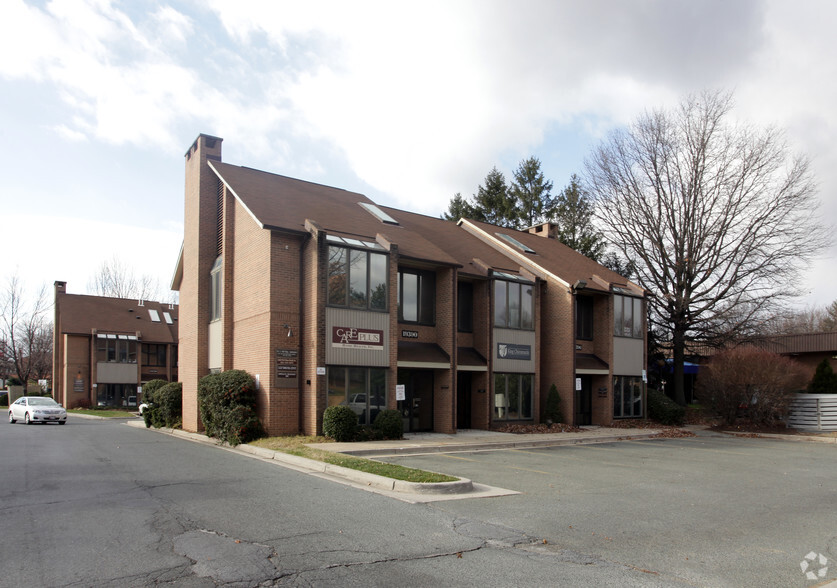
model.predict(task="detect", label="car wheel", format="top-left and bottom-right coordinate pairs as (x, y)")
top-left (59, 421), bottom-right (66, 425)
top-left (9, 412), bottom-right (15, 424)
top-left (25, 413), bottom-right (31, 425)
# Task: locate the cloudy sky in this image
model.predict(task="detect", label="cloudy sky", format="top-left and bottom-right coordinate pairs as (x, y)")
top-left (1, 0), bottom-right (835, 308)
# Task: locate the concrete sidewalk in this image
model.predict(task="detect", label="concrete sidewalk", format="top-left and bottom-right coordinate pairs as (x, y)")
top-left (306, 426), bottom-right (668, 457)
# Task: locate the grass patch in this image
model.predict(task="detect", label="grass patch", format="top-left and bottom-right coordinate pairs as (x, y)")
top-left (249, 435), bottom-right (458, 484)
top-left (69, 408), bottom-right (139, 418)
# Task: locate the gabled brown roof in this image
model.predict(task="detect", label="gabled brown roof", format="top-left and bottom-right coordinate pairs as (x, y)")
top-left (56, 293), bottom-right (178, 343)
top-left (380, 207), bottom-right (526, 277)
top-left (459, 218), bottom-right (641, 294)
top-left (209, 161), bottom-right (460, 267)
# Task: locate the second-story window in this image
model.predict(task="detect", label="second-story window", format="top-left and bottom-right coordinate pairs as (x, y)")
top-left (210, 256), bottom-right (222, 321)
top-left (614, 294), bottom-right (643, 338)
top-left (398, 269), bottom-right (435, 324)
top-left (458, 281), bottom-right (473, 332)
top-left (494, 278), bottom-right (534, 330)
top-left (576, 296), bottom-right (593, 340)
top-left (142, 344), bottom-right (167, 367)
top-left (328, 245), bottom-right (388, 311)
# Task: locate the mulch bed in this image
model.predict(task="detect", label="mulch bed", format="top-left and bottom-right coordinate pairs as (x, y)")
top-left (494, 420), bottom-right (697, 438)
top-left (495, 423), bottom-right (582, 434)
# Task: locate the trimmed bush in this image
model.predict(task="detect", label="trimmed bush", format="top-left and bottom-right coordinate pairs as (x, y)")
top-left (543, 383), bottom-right (564, 424)
top-left (323, 405), bottom-right (358, 442)
top-left (373, 409), bottom-right (403, 439)
top-left (647, 388), bottom-right (685, 426)
top-left (142, 379), bottom-right (171, 428)
top-left (153, 382), bottom-right (182, 429)
top-left (807, 359), bottom-right (837, 394)
top-left (198, 370), bottom-right (264, 446)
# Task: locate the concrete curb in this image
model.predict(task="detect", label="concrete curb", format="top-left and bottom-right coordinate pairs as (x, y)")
top-left (719, 430), bottom-right (837, 444)
top-left (125, 420), bottom-right (474, 495)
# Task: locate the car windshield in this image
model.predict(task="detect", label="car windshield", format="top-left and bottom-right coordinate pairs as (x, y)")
top-left (27, 397), bottom-right (58, 406)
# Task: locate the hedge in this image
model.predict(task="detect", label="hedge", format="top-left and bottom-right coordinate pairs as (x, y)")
top-left (198, 370), bottom-right (264, 446)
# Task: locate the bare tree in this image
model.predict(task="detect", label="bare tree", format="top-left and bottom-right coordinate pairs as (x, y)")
top-left (88, 255), bottom-right (162, 300)
top-left (585, 90), bottom-right (832, 405)
top-left (0, 274), bottom-right (51, 387)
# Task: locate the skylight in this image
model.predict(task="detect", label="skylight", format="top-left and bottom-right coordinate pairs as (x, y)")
top-left (326, 234), bottom-right (383, 250)
top-left (496, 233), bottom-right (536, 254)
top-left (358, 202), bottom-right (399, 225)
top-left (148, 309), bottom-right (161, 322)
top-left (163, 312), bottom-right (173, 325)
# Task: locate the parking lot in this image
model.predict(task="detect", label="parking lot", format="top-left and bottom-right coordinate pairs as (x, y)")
top-left (377, 433), bottom-right (837, 587)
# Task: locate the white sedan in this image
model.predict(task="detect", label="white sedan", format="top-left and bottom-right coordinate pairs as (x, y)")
top-left (9, 396), bottom-right (67, 425)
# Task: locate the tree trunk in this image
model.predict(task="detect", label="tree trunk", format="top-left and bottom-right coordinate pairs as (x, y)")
top-left (672, 328), bottom-right (687, 406)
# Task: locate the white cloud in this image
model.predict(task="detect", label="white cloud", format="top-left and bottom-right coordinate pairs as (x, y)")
top-left (3, 214), bottom-right (182, 300)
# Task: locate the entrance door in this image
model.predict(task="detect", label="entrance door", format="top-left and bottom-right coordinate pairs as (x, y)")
top-left (457, 372), bottom-right (472, 429)
top-left (397, 370), bottom-right (434, 432)
top-left (574, 375), bottom-right (592, 426)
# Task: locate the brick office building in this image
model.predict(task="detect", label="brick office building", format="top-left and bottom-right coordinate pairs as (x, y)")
top-left (52, 282), bottom-right (179, 409)
top-left (174, 134), bottom-right (646, 436)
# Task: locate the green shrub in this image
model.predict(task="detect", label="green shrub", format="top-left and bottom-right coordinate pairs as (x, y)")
top-left (647, 388), bottom-right (685, 426)
top-left (7, 376), bottom-right (23, 386)
top-left (323, 405), bottom-right (358, 442)
top-left (807, 359), bottom-right (837, 394)
top-left (543, 383), bottom-right (564, 424)
top-left (151, 382), bottom-right (182, 429)
top-left (141, 379), bottom-right (168, 428)
top-left (373, 409), bottom-right (403, 439)
top-left (198, 370), bottom-right (264, 446)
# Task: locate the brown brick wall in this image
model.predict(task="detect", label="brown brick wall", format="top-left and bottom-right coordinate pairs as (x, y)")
top-left (300, 229), bottom-right (326, 435)
top-left (539, 282), bottom-right (575, 424)
top-left (180, 135), bottom-right (222, 432)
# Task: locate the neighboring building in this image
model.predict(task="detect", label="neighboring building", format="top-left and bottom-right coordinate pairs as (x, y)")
top-left (52, 282), bottom-right (178, 409)
top-left (693, 332), bottom-right (837, 387)
top-left (174, 134), bottom-right (647, 436)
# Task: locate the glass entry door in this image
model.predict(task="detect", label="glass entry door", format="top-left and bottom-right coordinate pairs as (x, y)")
top-left (574, 375), bottom-right (592, 426)
top-left (397, 370), bottom-right (434, 432)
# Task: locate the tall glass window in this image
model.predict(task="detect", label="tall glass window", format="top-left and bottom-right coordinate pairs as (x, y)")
top-left (494, 279), bottom-right (534, 330)
top-left (614, 295), bottom-right (643, 339)
top-left (328, 245), bottom-right (388, 311)
top-left (96, 334), bottom-right (137, 364)
top-left (327, 367), bottom-right (387, 426)
top-left (210, 256), bottom-right (222, 321)
top-left (493, 373), bottom-right (534, 421)
top-left (576, 296), bottom-right (593, 340)
top-left (613, 376), bottom-right (643, 418)
top-left (398, 269), bottom-right (435, 325)
top-left (457, 282), bottom-right (473, 332)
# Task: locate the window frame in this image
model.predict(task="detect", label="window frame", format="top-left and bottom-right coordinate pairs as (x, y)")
top-left (493, 373), bottom-right (534, 421)
top-left (576, 295), bottom-right (594, 340)
top-left (613, 294), bottom-right (643, 339)
top-left (327, 366), bottom-right (387, 426)
top-left (613, 375), bottom-right (644, 418)
top-left (397, 268), bottom-right (436, 325)
top-left (457, 281), bottom-right (474, 333)
top-left (142, 344), bottom-right (167, 367)
top-left (210, 256), bottom-right (222, 322)
top-left (327, 245), bottom-right (388, 312)
top-left (493, 279), bottom-right (534, 330)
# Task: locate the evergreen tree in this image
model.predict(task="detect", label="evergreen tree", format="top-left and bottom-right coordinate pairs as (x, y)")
top-left (509, 157), bottom-right (554, 228)
top-left (473, 167), bottom-right (516, 227)
top-left (551, 175), bottom-right (605, 261)
top-left (441, 192), bottom-right (478, 222)
top-left (808, 358), bottom-right (837, 394)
